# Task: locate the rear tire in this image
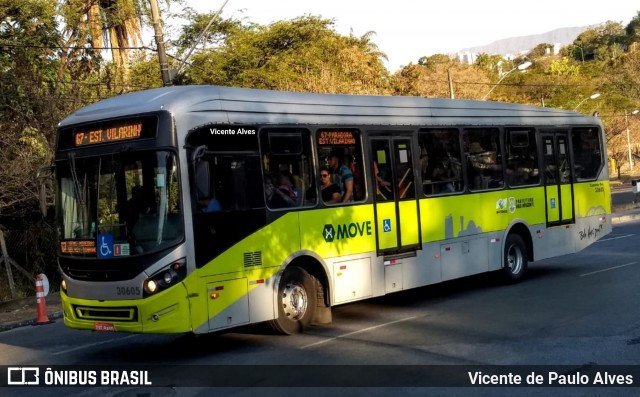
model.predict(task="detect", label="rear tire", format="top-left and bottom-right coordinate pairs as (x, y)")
top-left (270, 266), bottom-right (317, 335)
top-left (502, 234), bottom-right (527, 283)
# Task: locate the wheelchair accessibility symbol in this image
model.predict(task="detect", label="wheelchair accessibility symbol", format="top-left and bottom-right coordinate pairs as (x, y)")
top-left (97, 233), bottom-right (114, 258)
top-left (383, 219), bottom-right (392, 233)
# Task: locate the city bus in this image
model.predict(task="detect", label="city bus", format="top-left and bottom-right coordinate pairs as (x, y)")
top-left (52, 85), bottom-right (611, 335)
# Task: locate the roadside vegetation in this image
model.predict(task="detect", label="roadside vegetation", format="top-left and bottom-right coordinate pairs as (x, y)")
top-left (1, 1), bottom-right (639, 298)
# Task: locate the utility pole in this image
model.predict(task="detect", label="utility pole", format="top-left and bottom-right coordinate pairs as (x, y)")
top-left (625, 109), bottom-right (639, 172)
top-left (149, 0), bottom-right (171, 86)
top-left (447, 69), bottom-right (455, 99)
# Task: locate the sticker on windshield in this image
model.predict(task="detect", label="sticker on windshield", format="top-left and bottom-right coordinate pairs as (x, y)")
top-left (97, 233), bottom-right (114, 258)
top-left (114, 243), bottom-right (130, 257)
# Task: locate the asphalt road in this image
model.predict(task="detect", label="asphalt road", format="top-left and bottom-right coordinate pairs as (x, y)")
top-left (2, 219), bottom-right (640, 397)
top-left (611, 183), bottom-right (637, 208)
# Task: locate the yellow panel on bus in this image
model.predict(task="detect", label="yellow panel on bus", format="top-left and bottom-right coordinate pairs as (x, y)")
top-left (421, 187), bottom-right (548, 241)
top-left (573, 180), bottom-right (611, 217)
top-left (545, 186), bottom-right (560, 223)
top-left (299, 205), bottom-right (377, 258)
top-left (398, 200), bottom-right (420, 247)
top-left (560, 184), bottom-right (574, 221)
top-left (375, 202), bottom-right (398, 251)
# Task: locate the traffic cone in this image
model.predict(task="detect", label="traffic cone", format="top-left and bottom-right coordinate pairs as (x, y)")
top-left (34, 274), bottom-right (53, 325)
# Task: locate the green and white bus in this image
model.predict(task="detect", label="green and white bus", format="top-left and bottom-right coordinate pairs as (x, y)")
top-left (54, 85), bottom-right (611, 334)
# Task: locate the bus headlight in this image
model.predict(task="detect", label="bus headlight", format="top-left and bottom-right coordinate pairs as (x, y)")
top-left (61, 279), bottom-right (67, 292)
top-left (143, 258), bottom-right (187, 297)
top-left (144, 279), bottom-right (158, 294)
top-left (162, 271), bottom-right (174, 285)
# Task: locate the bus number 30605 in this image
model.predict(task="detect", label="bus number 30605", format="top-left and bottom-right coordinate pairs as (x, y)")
top-left (116, 286), bottom-right (141, 296)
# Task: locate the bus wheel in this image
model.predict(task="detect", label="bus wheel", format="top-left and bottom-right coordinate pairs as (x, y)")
top-left (502, 234), bottom-right (527, 283)
top-left (270, 266), bottom-right (317, 335)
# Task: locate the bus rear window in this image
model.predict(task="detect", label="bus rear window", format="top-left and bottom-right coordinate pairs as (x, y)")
top-left (572, 127), bottom-right (602, 180)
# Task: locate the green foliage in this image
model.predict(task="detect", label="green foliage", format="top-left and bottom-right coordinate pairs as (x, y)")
top-left (173, 10), bottom-right (245, 57)
top-left (2, 7), bottom-right (640, 218)
top-left (418, 53), bottom-right (451, 67)
top-left (175, 16), bottom-right (390, 94)
top-left (474, 53), bottom-right (505, 76)
top-left (626, 11), bottom-right (640, 44)
top-left (547, 57), bottom-right (580, 76)
top-left (4, 3), bottom-right (640, 298)
top-left (570, 21), bottom-right (627, 64)
top-left (392, 57), bottom-right (490, 99)
top-left (127, 52), bottom-right (164, 89)
top-left (528, 43), bottom-right (555, 59)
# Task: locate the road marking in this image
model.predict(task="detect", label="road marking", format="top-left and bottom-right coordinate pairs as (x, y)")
top-left (52, 334), bottom-right (139, 355)
top-left (301, 316), bottom-right (417, 349)
top-left (596, 234), bottom-right (634, 242)
top-left (579, 262), bottom-right (638, 277)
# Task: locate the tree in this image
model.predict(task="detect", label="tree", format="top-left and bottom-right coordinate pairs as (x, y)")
top-left (569, 21), bottom-right (627, 65)
top-left (625, 11), bottom-right (640, 46)
top-left (602, 49), bottom-right (640, 102)
top-left (58, 0), bottom-right (148, 84)
top-left (392, 55), bottom-right (490, 99)
top-left (176, 16), bottom-right (390, 94)
top-left (473, 53), bottom-right (505, 76)
top-left (528, 43), bottom-right (554, 59)
top-left (603, 113), bottom-right (640, 178)
top-left (0, 0), bottom-right (66, 215)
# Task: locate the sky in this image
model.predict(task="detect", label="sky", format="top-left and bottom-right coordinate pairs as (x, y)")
top-left (182, 0), bottom-right (639, 72)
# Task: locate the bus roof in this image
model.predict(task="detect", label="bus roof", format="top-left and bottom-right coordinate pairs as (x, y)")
top-left (59, 85), bottom-right (601, 130)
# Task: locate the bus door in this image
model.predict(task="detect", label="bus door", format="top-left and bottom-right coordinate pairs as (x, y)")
top-left (369, 136), bottom-right (422, 255)
top-left (542, 132), bottom-right (575, 226)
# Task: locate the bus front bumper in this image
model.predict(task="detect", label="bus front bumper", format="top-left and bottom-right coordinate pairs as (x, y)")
top-left (60, 283), bottom-right (192, 334)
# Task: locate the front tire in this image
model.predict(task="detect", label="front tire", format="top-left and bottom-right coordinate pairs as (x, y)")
top-left (270, 266), bottom-right (317, 335)
top-left (502, 234), bottom-right (527, 283)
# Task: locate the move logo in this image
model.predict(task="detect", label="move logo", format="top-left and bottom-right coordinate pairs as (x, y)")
top-left (322, 221), bottom-right (372, 243)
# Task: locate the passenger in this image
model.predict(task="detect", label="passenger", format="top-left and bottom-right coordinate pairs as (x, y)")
top-left (281, 170), bottom-right (301, 206)
top-left (127, 185), bottom-right (149, 229)
top-left (431, 158), bottom-right (456, 193)
top-left (328, 150), bottom-right (354, 203)
top-left (374, 161), bottom-right (392, 199)
top-left (198, 196), bottom-right (222, 212)
top-left (319, 166), bottom-right (341, 204)
top-left (264, 173), bottom-right (276, 203)
top-left (268, 172), bottom-right (297, 208)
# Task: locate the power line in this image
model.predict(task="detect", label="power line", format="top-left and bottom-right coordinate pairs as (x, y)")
top-left (0, 43), bottom-right (152, 51)
top-left (0, 75), bottom-right (156, 90)
top-left (173, 0), bottom-right (229, 80)
top-left (421, 78), bottom-right (598, 89)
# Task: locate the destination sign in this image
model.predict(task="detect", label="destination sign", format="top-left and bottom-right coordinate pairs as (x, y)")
top-left (57, 115), bottom-right (159, 150)
top-left (318, 131), bottom-right (358, 146)
top-left (60, 240), bottom-right (97, 255)
top-left (74, 121), bottom-right (143, 146)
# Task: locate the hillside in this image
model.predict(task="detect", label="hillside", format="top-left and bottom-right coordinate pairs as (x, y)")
top-left (459, 26), bottom-right (591, 56)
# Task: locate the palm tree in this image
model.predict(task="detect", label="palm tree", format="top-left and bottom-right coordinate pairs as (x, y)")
top-left (357, 30), bottom-right (388, 62)
top-left (59, 0), bottom-right (146, 83)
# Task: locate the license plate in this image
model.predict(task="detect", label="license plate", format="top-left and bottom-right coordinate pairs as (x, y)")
top-left (94, 322), bottom-right (116, 332)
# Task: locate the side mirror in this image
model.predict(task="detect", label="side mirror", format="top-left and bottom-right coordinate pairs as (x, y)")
top-left (194, 161), bottom-right (210, 200)
top-left (191, 145), bottom-right (210, 200)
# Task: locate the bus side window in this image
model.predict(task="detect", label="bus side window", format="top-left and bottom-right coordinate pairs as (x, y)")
top-left (261, 129), bottom-right (316, 209)
top-left (572, 127), bottom-right (602, 180)
top-left (464, 128), bottom-right (504, 191)
top-left (506, 128), bottom-right (540, 186)
top-left (419, 128), bottom-right (463, 195)
top-left (316, 129), bottom-right (365, 204)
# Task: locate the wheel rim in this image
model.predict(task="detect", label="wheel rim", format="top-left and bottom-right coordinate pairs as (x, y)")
top-left (506, 243), bottom-right (523, 275)
top-left (282, 281), bottom-right (308, 320)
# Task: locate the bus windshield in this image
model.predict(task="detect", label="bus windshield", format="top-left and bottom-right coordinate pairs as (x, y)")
top-left (56, 150), bottom-right (183, 257)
